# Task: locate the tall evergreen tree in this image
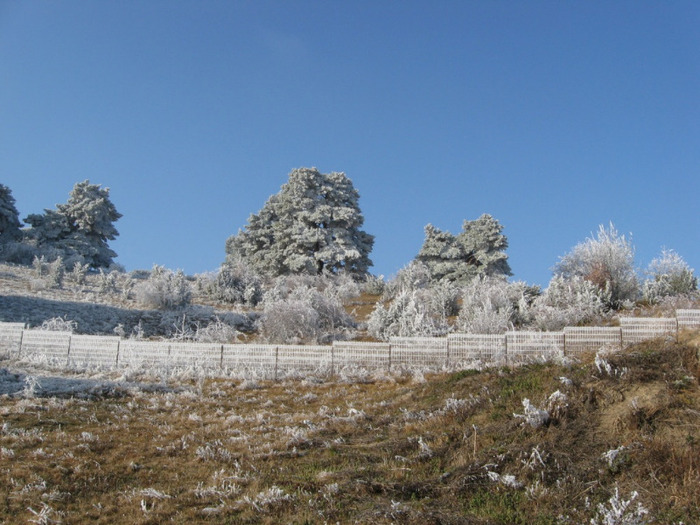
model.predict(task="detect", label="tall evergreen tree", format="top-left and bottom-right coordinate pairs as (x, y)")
top-left (24, 180), bottom-right (121, 268)
top-left (226, 168), bottom-right (374, 277)
top-left (416, 214), bottom-right (512, 284)
top-left (0, 184), bottom-right (22, 242)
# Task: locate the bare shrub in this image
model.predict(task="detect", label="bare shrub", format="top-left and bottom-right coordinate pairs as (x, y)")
top-left (531, 275), bottom-right (607, 330)
top-left (40, 316), bottom-right (77, 332)
top-left (456, 276), bottom-right (533, 334)
top-left (136, 265), bottom-right (192, 310)
top-left (367, 287), bottom-right (450, 340)
top-left (554, 223), bottom-right (638, 309)
top-left (259, 286), bottom-right (354, 344)
top-left (643, 249), bottom-right (698, 304)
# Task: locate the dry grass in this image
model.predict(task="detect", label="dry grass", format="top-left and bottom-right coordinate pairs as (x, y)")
top-left (1, 334), bottom-right (698, 524)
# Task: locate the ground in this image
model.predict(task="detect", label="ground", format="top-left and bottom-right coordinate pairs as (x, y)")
top-left (1, 334), bottom-right (698, 524)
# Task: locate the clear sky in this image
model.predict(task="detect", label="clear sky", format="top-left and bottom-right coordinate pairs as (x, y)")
top-left (1, 1), bottom-right (698, 287)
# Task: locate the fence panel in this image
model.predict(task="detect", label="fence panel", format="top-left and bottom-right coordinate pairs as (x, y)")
top-left (447, 333), bottom-right (507, 368)
top-left (332, 341), bottom-right (391, 372)
top-left (222, 344), bottom-right (277, 379)
top-left (168, 341), bottom-right (222, 370)
top-left (506, 331), bottom-right (565, 365)
top-left (20, 330), bottom-right (72, 364)
top-left (68, 335), bottom-right (120, 368)
top-left (563, 327), bottom-right (622, 355)
top-left (389, 337), bottom-right (448, 370)
top-left (119, 340), bottom-right (172, 369)
top-left (620, 317), bottom-right (678, 345)
top-left (676, 309), bottom-right (700, 330)
top-left (277, 345), bottom-right (332, 377)
top-left (0, 322), bottom-right (25, 357)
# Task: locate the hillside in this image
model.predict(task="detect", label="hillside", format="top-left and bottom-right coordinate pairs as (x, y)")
top-left (1, 329), bottom-right (699, 523)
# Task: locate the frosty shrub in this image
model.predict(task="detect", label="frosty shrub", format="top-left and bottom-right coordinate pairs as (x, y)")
top-left (367, 287), bottom-right (450, 340)
top-left (47, 256), bottom-right (64, 288)
top-left (259, 286), bottom-right (354, 344)
top-left (259, 298), bottom-right (320, 344)
top-left (642, 249), bottom-right (698, 304)
top-left (456, 276), bottom-right (534, 334)
top-left (362, 274), bottom-right (386, 296)
top-left (214, 256), bottom-right (263, 307)
top-left (416, 214), bottom-right (512, 284)
top-left (69, 261), bottom-right (89, 285)
top-left (554, 223), bottom-right (638, 309)
top-left (531, 275), bottom-right (607, 331)
top-left (136, 265), bottom-right (192, 310)
top-left (195, 318), bottom-right (240, 343)
top-left (381, 261), bottom-right (432, 301)
top-left (40, 316), bottom-right (77, 332)
top-left (98, 268), bottom-right (119, 294)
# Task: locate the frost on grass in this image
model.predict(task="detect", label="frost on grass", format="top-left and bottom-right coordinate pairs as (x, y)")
top-left (513, 398), bottom-right (550, 428)
top-left (240, 486), bottom-right (292, 512)
top-left (590, 486), bottom-right (649, 525)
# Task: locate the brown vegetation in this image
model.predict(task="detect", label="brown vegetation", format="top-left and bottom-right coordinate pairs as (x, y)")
top-left (1, 333), bottom-right (698, 523)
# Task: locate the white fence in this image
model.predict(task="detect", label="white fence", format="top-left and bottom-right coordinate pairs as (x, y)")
top-left (1, 309), bottom-right (698, 378)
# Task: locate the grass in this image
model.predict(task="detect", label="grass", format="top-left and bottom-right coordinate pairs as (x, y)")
top-left (1, 334), bottom-right (699, 524)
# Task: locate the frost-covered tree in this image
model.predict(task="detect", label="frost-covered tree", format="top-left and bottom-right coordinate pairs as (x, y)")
top-left (367, 288), bottom-right (451, 340)
top-left (642, 249), bottom-right (697, 303)
top-left (554, 223), bottom-right (638, 309)
top-left (24, 180), bottom-right (121, 268)
top-left (416, 214), bottom-right (512, 284)
top-left (225, 168), bottom-right (374, 277)
top-left (0, 184), bottom-right (22, 241)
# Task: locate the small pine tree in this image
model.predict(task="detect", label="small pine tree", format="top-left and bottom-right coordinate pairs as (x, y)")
top-left (416, 214), bottom-right (512, 284)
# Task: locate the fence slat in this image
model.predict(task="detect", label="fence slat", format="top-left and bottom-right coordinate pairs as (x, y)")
top-left (619, 317), bottom-right (678, 345)
top-left (563, 326), bottom-right (622, 355)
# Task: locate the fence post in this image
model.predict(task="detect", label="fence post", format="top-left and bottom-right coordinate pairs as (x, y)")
top-left (388, 342), bottom-right (392, 373)
top-left (17, 328), bottom-right (24, 356)
top-left (274, 346), bottom-right (279, 381)
top-left (115, 339), bottom-right (121, 367)
top-left (562, 331), bottom-right (566, 357)
top-left (445, 337), bottom-right (451, 369)
top-left (619, 327), bottom-right (624, 351)
top-left (219, 344), bottom-right (224, 371)
top-left (66, 334), bottom-right (72, 367)
top-left (504, 334), bottom-right (508, 367)
top-left (330, 342), bottom-right (335, 378)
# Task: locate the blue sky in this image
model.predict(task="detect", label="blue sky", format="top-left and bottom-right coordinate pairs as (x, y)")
top-left (1, 1), bottom-right (698, 286)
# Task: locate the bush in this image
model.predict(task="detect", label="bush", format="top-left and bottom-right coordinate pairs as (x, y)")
top-left (213, 257), bottom-right (263, 307)
top-left (642, 249), bottom-right (698, 304)
top-left (531, 275), bottom-right (608, 331)
top-left (455, 276), bottom-right (533, 334)
top-left (554, 223), bottom-right (638, 309)
top-left (367, 287), bottom-right (451, 340)
top-left (258, 286), bottom-right (355, 344)
top-left (136, 265), bottom-right (192, 310)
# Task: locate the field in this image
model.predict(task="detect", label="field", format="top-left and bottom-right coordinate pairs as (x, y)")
top-left (1, 333), bottom-right (699, 524)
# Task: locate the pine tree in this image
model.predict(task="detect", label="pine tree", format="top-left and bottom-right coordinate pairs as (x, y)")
top-left (226, 168), bottom-right (374, 277)
top-left (24, 180), bottom-right (121, 268)
top-left (0, 184), bottom-right (22, 241)
top-left (416, 214), bottom-right (512, 284)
